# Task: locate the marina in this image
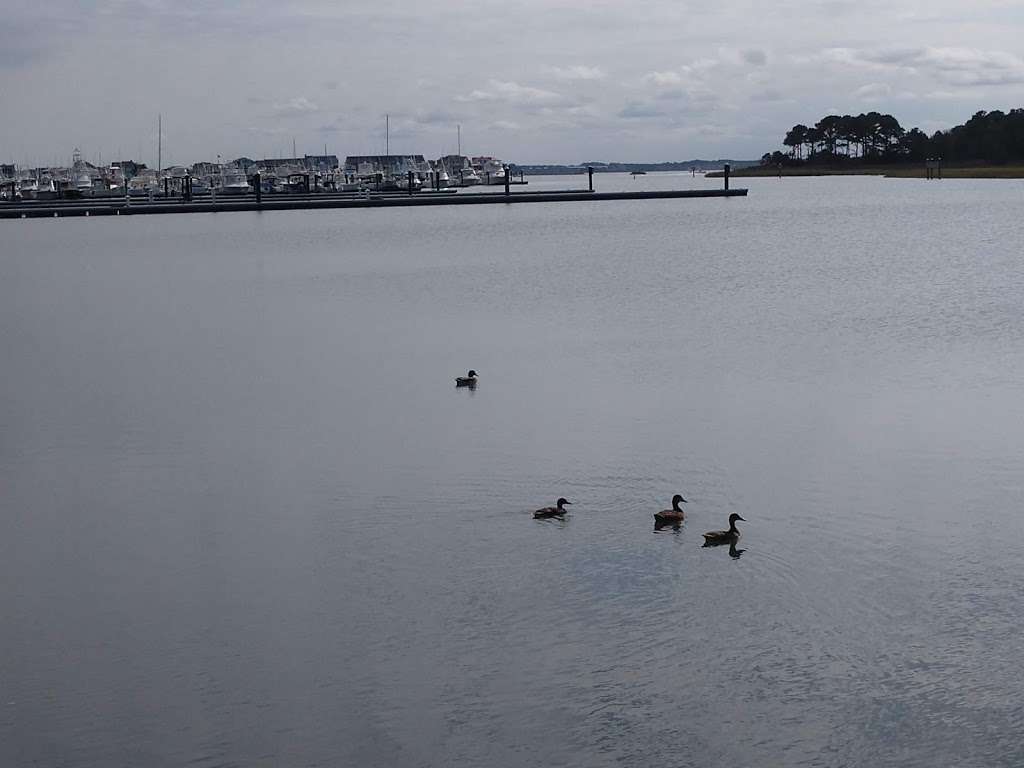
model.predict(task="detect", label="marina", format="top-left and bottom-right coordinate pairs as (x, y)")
top-left (0, 186), bottom-right (747, 219)
top-left (0, 161), bottom-right (745, 218)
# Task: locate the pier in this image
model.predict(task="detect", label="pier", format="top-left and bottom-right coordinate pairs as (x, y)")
top-left (1, 186), bottom-right (747, 219)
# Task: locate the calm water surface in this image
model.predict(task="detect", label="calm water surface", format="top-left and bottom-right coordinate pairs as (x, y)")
top-left (2, 175), bottom-right (1023, 767)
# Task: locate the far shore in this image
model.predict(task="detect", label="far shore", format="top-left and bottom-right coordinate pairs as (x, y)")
top-left (707, 165), bottom-right (1024, 179)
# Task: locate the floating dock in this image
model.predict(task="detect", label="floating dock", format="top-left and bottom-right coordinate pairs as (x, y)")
top-left (1, 187), bottom-right (747, 219)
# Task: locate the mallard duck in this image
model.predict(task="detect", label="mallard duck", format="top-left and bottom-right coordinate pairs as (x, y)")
top-left (533, 497), bottom-right (572, 519)
top-left (702, 513), bottom-right (745, 545)
top-left (455, 370), bottom-right (478, 387)
top-left (653, 494), bottom-right (687, 526)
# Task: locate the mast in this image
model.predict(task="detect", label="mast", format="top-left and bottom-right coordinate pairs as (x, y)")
top-left (293, 137), bottom-right (296, 158)
top-left (457, 124), bottom-right (461, 156)
top-left (385, 114), bottom-right (389, 156)
top-left (157, 114), bottom-right (162, 173)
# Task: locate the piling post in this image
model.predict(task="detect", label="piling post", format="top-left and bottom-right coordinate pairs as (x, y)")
top-left (408, 170), bottom-right (415, 196)
top-left (504, 165), bottom-right (510, 197)
top-left (255, 173), bottom-right (262, 204)
top-left (164, 177), bottom-right (169, 198)
top-left (588, 166), bottom-right (594, 192)
top-left (724, 163), bottom-right (731, 191)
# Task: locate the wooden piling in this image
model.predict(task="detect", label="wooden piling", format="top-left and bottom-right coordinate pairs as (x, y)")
top-left (724, 163), bottom-right (730, 191)
top-left (588, 166), bottom-right (594, 192)
top-left (504, 166), bottom-right (510, 196)
top-left (254, 173), bottom-right (262, 204)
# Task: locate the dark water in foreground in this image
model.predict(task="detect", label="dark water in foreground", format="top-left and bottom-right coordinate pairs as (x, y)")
top-left (2, 174), bottom-right (1023, 767)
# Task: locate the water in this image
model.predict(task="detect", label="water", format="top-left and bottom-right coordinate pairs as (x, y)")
top-left (2, 174), bottom-right (1023, 767)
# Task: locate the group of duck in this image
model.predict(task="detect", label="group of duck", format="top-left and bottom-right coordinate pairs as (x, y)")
top-left (533, 495), bottom-right (746, 545)
top-left (455, 370), bottom-right (746, 546)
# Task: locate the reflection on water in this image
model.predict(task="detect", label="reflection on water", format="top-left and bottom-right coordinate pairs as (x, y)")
top-left (3, 175), bottom-right (1024, 767)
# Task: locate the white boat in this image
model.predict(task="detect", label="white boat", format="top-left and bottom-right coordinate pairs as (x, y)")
top-left (473, 156), bottom-right (507, 185)
top-left (220, 169), bottom-right (251, 194)
top-left (18, 177), bottom-right (39, 200)
top-left (75, 172), bottom-right (93, 194)
top-left (128, 170), bottom-right (160, 197)
top-left (36, 177), bottom-right (58, 200)
top-left (393, 174), bottom-right (422, 192)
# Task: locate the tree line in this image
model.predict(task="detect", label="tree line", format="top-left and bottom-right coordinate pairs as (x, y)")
top-left (762, 109), bottom-right (1024, 166)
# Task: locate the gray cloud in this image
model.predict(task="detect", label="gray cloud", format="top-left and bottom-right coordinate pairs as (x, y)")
top-left (618, 102), bottom-right (666, 119)
top-left (824, 46), bottom-right (1024, 86)
top-left (3, 1), bottom-right (1024, 164)
top-left (268, 97), bottom-right (321, 118)
top-left (742, 48), bottom-right (768, 66)
top-left (547, 64), bottom-right (607, 81)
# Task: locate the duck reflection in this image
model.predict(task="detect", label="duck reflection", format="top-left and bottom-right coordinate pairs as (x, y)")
top-left (701, 538), bottom-right (745, 558)
top-left (653, 518), bottom-right (682, 533)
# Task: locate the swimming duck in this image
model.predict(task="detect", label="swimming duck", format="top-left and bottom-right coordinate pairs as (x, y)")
top-left (534, 497), bottom-right (572, 519)
top-left (455, 370), bottom-right (478, 387)
top-left (653, 494), bottom-right (687, 526)
top-left (702, 513), bottom-right (745, 545)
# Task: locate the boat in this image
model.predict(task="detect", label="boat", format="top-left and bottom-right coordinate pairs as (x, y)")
top-left (473, 156), bottom-right (507, 185)
top-left (220, 168), bottom-right (251, 194)
top-left (36, 177), bottom-right (59, 201)
top-left (17, 177), bottom-right (39, 200)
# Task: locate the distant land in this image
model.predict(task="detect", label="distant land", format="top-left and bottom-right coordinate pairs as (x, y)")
top-left (727, 107), bottom-right (1024, 178)
top-left (515, 160), bottom-right (759, 175)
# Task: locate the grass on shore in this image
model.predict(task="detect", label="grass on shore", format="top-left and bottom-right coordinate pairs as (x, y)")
top-left (708, 165), bottom-right (1024, 179)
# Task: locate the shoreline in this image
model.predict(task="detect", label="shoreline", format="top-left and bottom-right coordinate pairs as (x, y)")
top-left (708, 165), bottom-right (1024, 179)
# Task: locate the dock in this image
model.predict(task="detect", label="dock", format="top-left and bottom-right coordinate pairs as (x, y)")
top-left (1, 187), bottom-right (746, 219)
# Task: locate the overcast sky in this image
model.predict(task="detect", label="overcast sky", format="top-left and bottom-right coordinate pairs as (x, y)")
top-left (3, 0), bottom-right (1024, 166)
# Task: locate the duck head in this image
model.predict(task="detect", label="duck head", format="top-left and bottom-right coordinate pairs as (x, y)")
top-left (467, 370), bottom-right (477, 378)
top-left (556, 497), bottom-right (572, 509)
top-left (672, 494), bottom-right (687, 509)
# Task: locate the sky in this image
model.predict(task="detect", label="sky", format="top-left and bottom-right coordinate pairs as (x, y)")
top-left (2, 0), bottom-right (1024, 167)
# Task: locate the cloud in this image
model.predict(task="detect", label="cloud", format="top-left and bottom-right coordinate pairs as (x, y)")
top-left (751, 88), bottom-right (788, 102)
top-left (268, 97), bottom-right (321, 117)
top-left (822, 46), bottom-right (1024, 86)
top-left (643, 70), bottom-right (684, 87)
top-left (853, 82), bottom-right (892, 99)
top-left (547, 64), bottom-right (607, 81)
top-left (317, 117), bottom-right (345, 134)
top-left (741, 48), bottom-right (768, 66)
top-left (457, 80), bottom-right (577, 109)
top-left (618, 101), bottom-right (666, 119)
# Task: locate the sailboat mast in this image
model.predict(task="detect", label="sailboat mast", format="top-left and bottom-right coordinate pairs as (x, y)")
top-left (458, 124), bottom-right (461, 156)
top-left (386, 114), bottom-right (389, 156)
top-left (157, 113), bottom-right (162, 173)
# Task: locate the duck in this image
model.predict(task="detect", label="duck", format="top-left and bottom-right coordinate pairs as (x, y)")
top-left (455, 370), bottom-right (478, 387)
top-left (702, 513), bottom-right (745, 545)
top-left (533, 497), bottom-right (572, 519)
top-left (653, 494), bottom-right (687, 526)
